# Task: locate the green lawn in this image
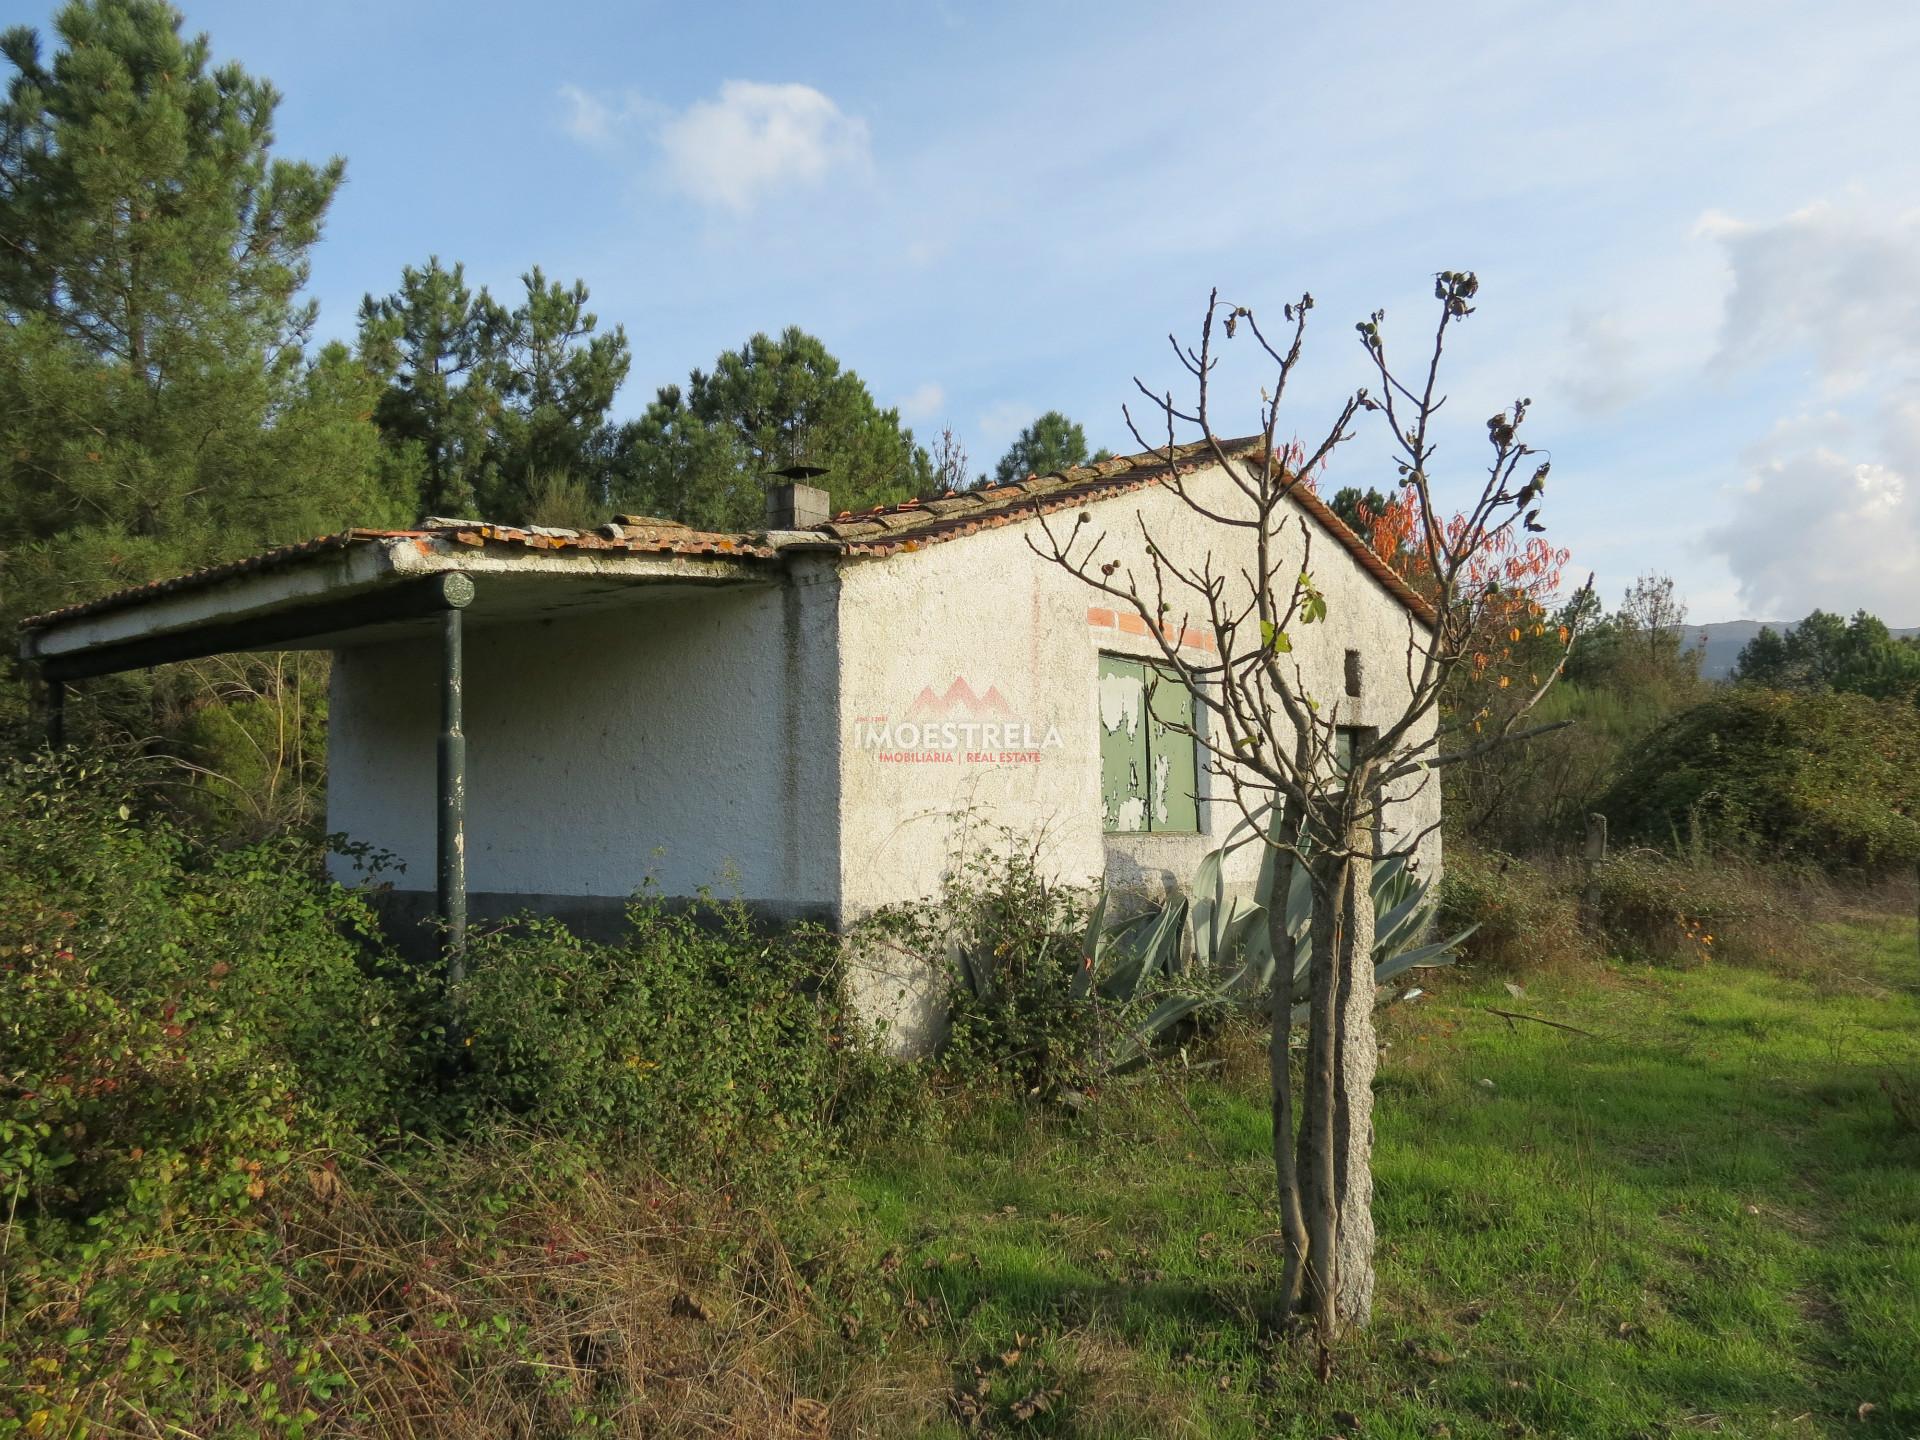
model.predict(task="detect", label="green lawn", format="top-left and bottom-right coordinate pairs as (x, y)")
top-left (814, 918), bottom-right (1920, 1437)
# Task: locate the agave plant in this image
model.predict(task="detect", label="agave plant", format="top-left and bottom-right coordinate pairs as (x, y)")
top-left (1088, 813), bottom-right (1475, 1067)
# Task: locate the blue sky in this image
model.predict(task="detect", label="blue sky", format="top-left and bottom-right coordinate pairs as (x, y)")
top-left (58, 0), bottom-right (1920, 621)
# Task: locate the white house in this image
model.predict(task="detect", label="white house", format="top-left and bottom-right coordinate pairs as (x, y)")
top-left (19, 438), bottom-right (1439, 1045)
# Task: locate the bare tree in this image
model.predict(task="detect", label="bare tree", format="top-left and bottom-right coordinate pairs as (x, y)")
top-left (1031, 273), bottom-right (1587, 1359)
top-left (931, 425), bottom-right (973, 493)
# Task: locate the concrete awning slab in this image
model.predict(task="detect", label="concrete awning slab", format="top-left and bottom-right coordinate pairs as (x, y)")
top-left (19, 526), bottom-right (774, 680)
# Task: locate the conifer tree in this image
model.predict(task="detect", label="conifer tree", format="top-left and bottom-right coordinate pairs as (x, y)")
top-left (0, 0), bottom-right (402, 620)
top-left (613, 327), bottom-right (931, 530)
top-left (991, 410), bottom-right (1109, 484)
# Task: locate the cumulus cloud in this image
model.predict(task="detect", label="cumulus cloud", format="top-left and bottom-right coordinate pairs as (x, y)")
top-left (1709, 407), bottom-right (1918, 621)
top-left (657, 81), bottom-right (870, 213)
top-left (1700, 202), bottom-right (1920, 392)
top-left (1703, 202), bottom-right (1920, 622)
top-left (555, 79), bottom-right (869, 214)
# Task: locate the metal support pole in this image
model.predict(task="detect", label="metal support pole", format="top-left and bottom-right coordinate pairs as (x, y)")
top-left (436, 574), bottom-right (475, 996)
top-left (46, 676), bottom-right (65, 750)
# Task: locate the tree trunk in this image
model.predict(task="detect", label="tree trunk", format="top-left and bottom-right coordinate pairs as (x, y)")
top-left (1293, 811), bottom-right (1381, 1342)
top-left (1296, 849), bottom-right (1346, 1345)
top-left (1269, 849), bottom-right (1308, 1316)
top-left (1327, 830), bottom-right (1377, 1330)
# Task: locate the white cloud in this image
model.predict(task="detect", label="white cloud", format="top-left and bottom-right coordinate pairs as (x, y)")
top-left (896, 382), bottom-right (945, 423)
top-left (559, 84), bottom-right (616, 145)
top-left (657, 81), bottom-right (870, 214)
top-left (1703, 202), bottom-right (1920, 623)
top-left (1557, 309), bottom-right (1643, 416)
top-left (1710, 416), bottom-right (1918, 621)
top-left (558, 85), bottom-right (659, 147)
top-left (1701, 202), bottom-right (1920, 393)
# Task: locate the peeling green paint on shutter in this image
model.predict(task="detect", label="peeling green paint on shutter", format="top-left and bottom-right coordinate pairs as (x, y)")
top-left (1099, 655), bottom-right (1148, 832)
top-left (1147, 670), bottom-right (1200, 831)
top-left (1099, 654), bottom-right (1199, 834)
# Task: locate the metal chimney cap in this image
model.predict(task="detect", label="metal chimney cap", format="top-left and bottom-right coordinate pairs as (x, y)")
top-left (772, 464), bottom-right (830, 480)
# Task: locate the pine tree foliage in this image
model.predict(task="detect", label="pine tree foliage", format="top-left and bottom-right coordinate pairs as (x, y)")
top-left (611, 327), bottom-right (932, 531)
top-left (358, 261), bottom-right (630, 525)
top-left (0, 0), bottom-right (403, 625)
top-left (991, 410), bottom-right (1109, 485)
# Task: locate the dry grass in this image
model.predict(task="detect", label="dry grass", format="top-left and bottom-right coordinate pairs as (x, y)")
top-left (278, 1140), bottom-right (947, 1438)
top-left (10, 1135), bottom-right (945, 1438)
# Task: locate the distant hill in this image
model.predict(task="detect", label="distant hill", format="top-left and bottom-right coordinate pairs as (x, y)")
top-left (1680, 620), bottom-right (1920, 681)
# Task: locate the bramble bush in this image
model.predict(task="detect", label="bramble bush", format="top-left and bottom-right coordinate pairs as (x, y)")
top-left (1584, 849), bottom-right (1826, 973)
top-left (0, 753), bottom-right (416, 1225)
top-left (1599, 687), bottom-right (1920, 875)
top-left (855, 837), bottom-right (1114, 1097)
top-left (451, 901), bottom-right (918, 1182)
top-left (1435, 845), bottom-right (1592, 975)
top-left (0, 753), bottom-right (915, 1435)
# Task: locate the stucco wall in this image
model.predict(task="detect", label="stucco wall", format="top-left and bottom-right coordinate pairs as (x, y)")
top-left (326, 571), bottom-right (841, 930)
top-left (830, 463), bottom-right (1440, 1040)
top-left (323, 462), bottom-right (1439, 1045)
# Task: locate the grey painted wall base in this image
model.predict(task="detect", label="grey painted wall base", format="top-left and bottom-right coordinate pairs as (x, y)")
top-left (364, 888), bottom-right (839, 962)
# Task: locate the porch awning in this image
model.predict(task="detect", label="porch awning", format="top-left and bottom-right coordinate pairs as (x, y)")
top-left (18, 518), bottom-right (784, 681)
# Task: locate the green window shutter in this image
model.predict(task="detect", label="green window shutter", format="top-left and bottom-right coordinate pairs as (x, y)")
top-left (1146, 670), bottom-right (1199, 831)
top-left (1099, 654), bottom-right (1200, 834)
top-left (1099, 655), bottom-right (1150, 832)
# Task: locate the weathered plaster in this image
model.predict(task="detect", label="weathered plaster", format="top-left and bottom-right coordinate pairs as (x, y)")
top-left (326, 578), bottom-right (839, 924)
top-left (826, 464), bottom-right (1439, 1045)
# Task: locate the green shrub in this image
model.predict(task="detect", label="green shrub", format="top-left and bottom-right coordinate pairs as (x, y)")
top-left (0, 753), bottom-right (417, 1225)
top-left (858, 839), bottom-right (1110, 1097)
top-left (1435, 846), bottom-right (1592, 974)
top-left (1598, 687), bottom-right (1920, 874)
top-left (450, 902), bottom-right (912, 1183)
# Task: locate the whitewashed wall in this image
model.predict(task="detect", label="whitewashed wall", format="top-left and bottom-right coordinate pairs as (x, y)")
top-left (831, 464), bottom-right (1440, 1041)
top-left (326, 571), bottom-right (841, 931)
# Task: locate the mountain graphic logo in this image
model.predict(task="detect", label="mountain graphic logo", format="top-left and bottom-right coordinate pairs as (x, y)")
top-left (903, 677), bottom-right (1015, 720)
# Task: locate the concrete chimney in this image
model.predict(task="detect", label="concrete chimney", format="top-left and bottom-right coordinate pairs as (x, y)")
top-left (766, 480), bottom-right (831, 530)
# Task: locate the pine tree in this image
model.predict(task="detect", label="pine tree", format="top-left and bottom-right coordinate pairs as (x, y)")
top-left (612, 327), bottom-right (932, 530)
top-left (991, 411), bottom-right (1109, 485)
top-left (0, 0), bottom-right (402, 618)
top-left (0, 0), bottom-right (399, 820)
top-left (359, 262), bottom-right (630, 525)
top-left (482, 266), bottom-right (629, 521)
top-left (357, 257), bottom-right (502, 519)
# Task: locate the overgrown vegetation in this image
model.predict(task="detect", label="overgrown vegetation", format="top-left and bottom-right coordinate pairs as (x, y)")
top-left (1598, 687), bottom-right (1920, 872)
top-left (0, 754), bottom-right (913, 1435)
top-left (7, 748), bottom-right (1917, 1435)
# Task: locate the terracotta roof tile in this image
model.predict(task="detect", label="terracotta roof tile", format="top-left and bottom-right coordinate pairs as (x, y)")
top-left (816, 436), bottom-right (1437, 625)
top-left (18, 519), bottom-right (776, 630)
top-left (19, 439), bottom-right (1435, 634)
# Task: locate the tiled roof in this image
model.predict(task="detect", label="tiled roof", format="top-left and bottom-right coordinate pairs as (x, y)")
top-left (19, 439), bottom-right (1435, 632)
top-left (815, 436), bottom-right (1437, 624)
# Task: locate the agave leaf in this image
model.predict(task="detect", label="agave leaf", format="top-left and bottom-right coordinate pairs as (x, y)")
top-left (1110, 991), bottom-right (1230, 1067)
top-left (1099, 897), bottom-right (1189, 1001)
top-left (1189, 843), bottom-right (1230, 970)
top-left (1372, 884), bottom-right (1432, 956)
top-left (1072, 886), bottom-right (1109, 1001)
top-left (1371, 850), bottom-right (1409, 893)
top-left (1373, 925), bottom-right (1478, 983)
top-left (951, 936), bottom-right (994, 1000)
top-left (1285, 859), bottom-right (1313, 946)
